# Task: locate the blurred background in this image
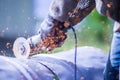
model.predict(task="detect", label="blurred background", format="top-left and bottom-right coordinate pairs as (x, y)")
top-left (0, 0), bottom-right (113, 57)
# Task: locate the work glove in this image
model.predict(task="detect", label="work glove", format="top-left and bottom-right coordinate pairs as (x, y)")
top-left (28, 16), bottom-right (69, 53)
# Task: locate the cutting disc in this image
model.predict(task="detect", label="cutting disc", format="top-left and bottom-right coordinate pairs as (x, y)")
top-left (13, 37), bottom-right (30, 58)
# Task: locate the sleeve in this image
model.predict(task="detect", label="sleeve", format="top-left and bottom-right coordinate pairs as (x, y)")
top-left (29, 0), bottom-right (95, 53)
top-left (48, 0), bottom-right (95, 26)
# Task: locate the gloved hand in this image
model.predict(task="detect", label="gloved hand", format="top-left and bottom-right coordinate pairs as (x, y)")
top-left (28, 16), bottom-right (69, 53)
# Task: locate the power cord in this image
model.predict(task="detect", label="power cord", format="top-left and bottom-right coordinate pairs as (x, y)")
top-left (71, 27), bottom-right (78, 80)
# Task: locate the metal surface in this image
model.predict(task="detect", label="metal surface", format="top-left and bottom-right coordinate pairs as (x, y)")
top-left (0, 47), bottom-right (107, 80)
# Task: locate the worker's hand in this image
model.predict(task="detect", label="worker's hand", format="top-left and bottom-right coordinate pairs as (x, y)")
top-left (29, 16), bottom-right (70, 53)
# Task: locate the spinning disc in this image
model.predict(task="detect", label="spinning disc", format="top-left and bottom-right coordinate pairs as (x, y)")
top-left (13, 37), bottom-right (30, 58)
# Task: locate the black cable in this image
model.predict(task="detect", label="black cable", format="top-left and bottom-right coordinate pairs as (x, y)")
top-left (71, 27), bottom-right (77, 80)
top-left (39, 62), bottom-right (59, 80)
